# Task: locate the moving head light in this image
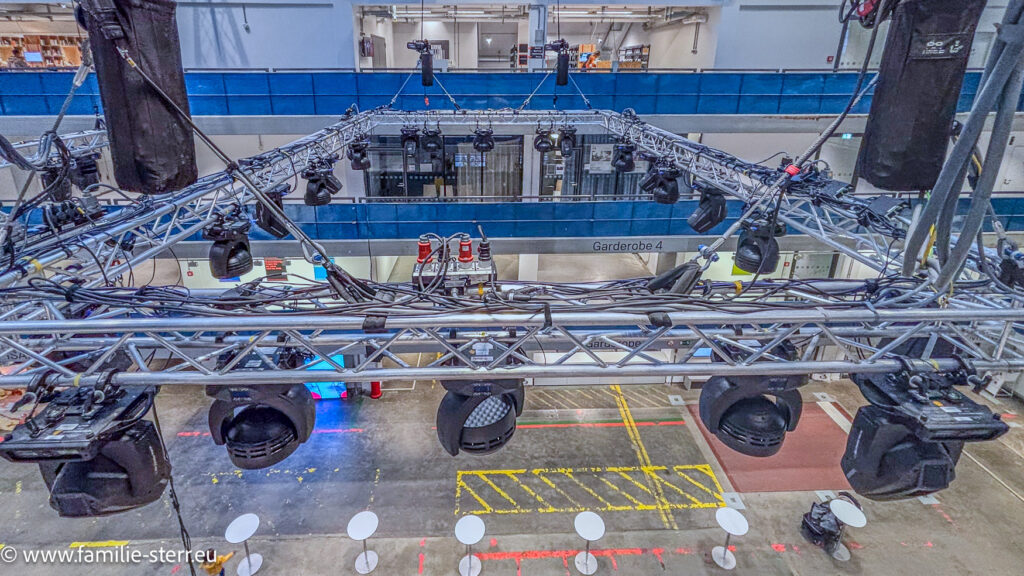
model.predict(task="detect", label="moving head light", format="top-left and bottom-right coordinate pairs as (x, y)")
top-left (687, 184), bottom-right (728, 233)
top-left (348, 137), bottom-right (372, 171)
top-left (207, 383), bottom-right (316, 469)
top-left (436, 379), bottom-right (525, 456)
top-left (0, 380), bottom-right (169, 517)
top-left (842, 367), bottom-right (1008, 500)
top-left (302, 154), bottom-right (342, 206)
top-left (401, 126), bottom-right (420, 155)
top-left (204, 214), bottom-right (253, 279)
top-left (640, 159), bottom-right (683, 205)
top-left (558, 126), bottom-right (577, 157)
top-left (473, 127), bottom-right (495, 153)
top-left (534, 128), bottom-right (555, 153)
top-left (254, 182), bottom-right (291, 239)
top-left (612, 143), bottom-right (636, 172)
top-left (699, 374), bottom-right (804, 457)
top-left (734, 217), bottom-right (783, 274)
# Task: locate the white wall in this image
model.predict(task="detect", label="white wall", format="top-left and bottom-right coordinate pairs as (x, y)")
top-left (176, 0), bottom-right (356, 70)
top-left (390, 20), bottom-right (479, 69)
top-left (714, 1), bottom-right (843, 70)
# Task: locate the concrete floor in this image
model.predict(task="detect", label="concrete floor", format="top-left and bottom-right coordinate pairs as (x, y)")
top-left (1, 379), bottom-right (1022, 576)
top-left (1, 253), bottom-right (1023, 575)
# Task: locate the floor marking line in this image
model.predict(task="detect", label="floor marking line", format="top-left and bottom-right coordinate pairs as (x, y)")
top-left (818, 401), bottom-right (852, 433)
top-left (505, 471), bottom-right (557, 512)
top-left (673, 468), bottom-right (724, 501)
top-left (593, 473), bottom-right (650, 509)
top-left (69, 541), bottom-right (130, 548)
top-left (476, 474), bottom-right (523, 511)
top-left (611, 385), bottom-right (677, 529)
top-left (534, 471), bottom-right (585, 511)
top-left (616, 470), bottom-right (656, 497)
top-left (564, 471), bottom-right (621, 510)
top-left (456, 476), bottom-right (493, 514)
top-left (652, 473), bottom-right (707, 506)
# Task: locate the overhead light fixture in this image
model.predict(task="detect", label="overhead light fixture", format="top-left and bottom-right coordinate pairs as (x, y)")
top-left (485, 37), bottom-right (492, 44)
top-left (348, 136), bottom-right (372, 171)
top-left (534, 128), bottom-right (555, 153)
top-left (301, 154), bottom-right (342, 207)
top-left (436, 380), bottom-right (524, 456)
top-left (41, 166), bottom-right (72, 202)
top-left (255, 183), bottom-right (291, 239)
top-left (69, 150), bottom-right (101, 191)
top-left (688, 184), bottom-right (728, 233)
top-left (558, 126), bottom-right (577, 157)
top-left (612, 142), bottom-right (636, 172)
top-left (0, 382), bottom-right (170, 517)
top-left (734, 218), bottom-right (782, 274)
top-left (401, 126), bottom-right (420, 155)
top-left (421, 127), bottom-right (444, 154)
top-left (204, 215), bottom-right (253, 279)
top-left (473, 127), bottom-right (495, 153)
top-left (207, 382), bottom-right (316, 469)
top-left (698, 369), bottom-right (804, 458)
top-left (640, 159), bottom-right (683, 205)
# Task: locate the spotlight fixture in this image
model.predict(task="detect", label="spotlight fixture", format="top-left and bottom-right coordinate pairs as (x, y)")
top-left (347, 136), bottom-right (372, 171)
top-left (436, 379), bottom-right (525, 456)
top-left (401, 126), bottom-right (420, 155)
top-left (558, 125), bottom-right (577, 157)
top-left (734, 218), bottom-right (782, 274)
top-left (699, 374), bottom-right (804, 458)
top-left (473, 127), bottom-right (495, 153)
top-left (639, 160), bottom-right (683, 205)
top-left (254, 182), bottom-right (291, 239)
top-left (69, 150), bottom-right (101, 191)
top-left (421, 127), bottom-right (444, 154)
top-left (204, 215), bottom-right (253, 279)
top-left (687, 184), bottom-right (728, 233)
top-left (407, 39), bottom-right (433, 86)
top-left (301, 154), bottom-right (342, 206)
top-left (842, 369), bottom-right (1007, 500)
top-left (533, 128), bottom-right (555, 153)
top-left (612, 142), bottom-right (636, 172)
top-left (42, 165), bottom-right (72, 201)
top-left (0, 380), bottom-right (169, 517)
top-left (206, 383), bottom-right (316, 469)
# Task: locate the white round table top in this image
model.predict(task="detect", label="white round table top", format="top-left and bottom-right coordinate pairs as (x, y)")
top-left (574, 511), bottom-right (606, 542)
top-left (715, 507), bottom-right (749, 536)
top-left (455, 515), bottom-right (486, 546)
top-left (225, 513), bottom-right (260, 544)
top-left (347, 510), bottom-right (380, 541)
top-left (830, 499), bottom-right (867, 528)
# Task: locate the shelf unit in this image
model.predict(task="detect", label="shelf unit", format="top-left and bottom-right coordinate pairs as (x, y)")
top-left (2, 35), bottom-right (84, 68)
top-left (618, 44), bottom-right (650, 70)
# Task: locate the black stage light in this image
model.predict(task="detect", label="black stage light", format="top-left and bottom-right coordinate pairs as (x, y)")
top-left (436, 379), bottom-right (524, 456)
top-left (348, 137), bottom-right (372, 171)
top-left (473, 127), bottom-right (495, 153)
top-left (206, 383), bottom-right (316, 469)
top-left (204, 215), bottom-right (253, 279)
top-left (640, 161), bottom-right (683, 205)
top-left (545, 39), bottom-right (571, 86)
top-left (734, 219), bottom-right (781, 274)
top-left (533, 129), bottom-right (554, 153)
top-left (69, 150), bottom-right (101, 191)
top-left (558, 126), bottom-right (577, 157)
top-left (401, 126), bottom-right (420, 155)
top-left (255, 182), bottom-right (291, 239)
top-left (698, 375), bottom-right (803, 457)
top-left (841, 369), bottom-right (1007, 500)
top-left (421, 128), bottom-right (444, 153)
top-left (688, 185), bottom-right (728, 233)
top-left (302, 155), bottom-right (342, 206)
top-left (612, 143), bottom-right (636, 172)
top-left (42, 165), bottom-right (72, 201)
top-left (0, 382), bottom-right (169, 517)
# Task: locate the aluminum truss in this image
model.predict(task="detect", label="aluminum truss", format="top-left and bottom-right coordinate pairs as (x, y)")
top-left (3, 109), bottom-right (1024, 387)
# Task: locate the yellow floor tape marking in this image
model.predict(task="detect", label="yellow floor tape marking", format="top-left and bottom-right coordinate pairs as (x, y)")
top-left (593, 474), bottom-right (650, 509)
top-left (533, 471), bottom-right (586, 512)
top-left (69, 541), bottom-right (130, 548)
top-left (611, 384), bottom-right (678, 529)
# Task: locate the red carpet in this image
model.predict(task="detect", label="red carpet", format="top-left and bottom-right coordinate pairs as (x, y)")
top-left (689, 402), bottom-right (853, 493)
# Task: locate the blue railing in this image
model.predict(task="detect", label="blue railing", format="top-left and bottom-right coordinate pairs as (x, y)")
top-left (0, 71), bottom-right (998, 117)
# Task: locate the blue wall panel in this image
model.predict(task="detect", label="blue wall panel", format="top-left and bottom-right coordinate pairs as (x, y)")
top-left (0, 70), bottom-right (1008, 117)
